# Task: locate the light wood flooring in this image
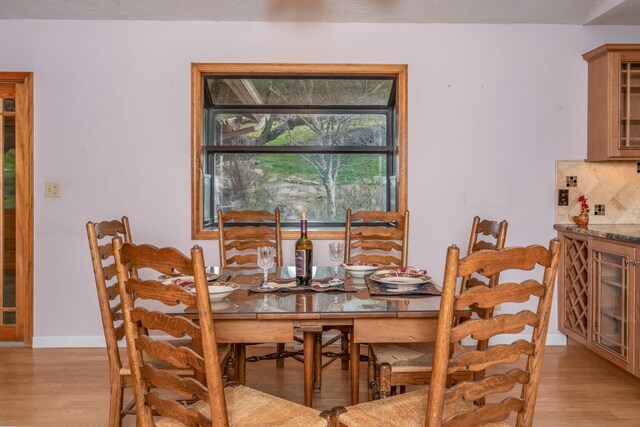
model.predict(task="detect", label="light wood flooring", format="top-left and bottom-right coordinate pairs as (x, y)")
top-left (1, 343), bottom-right (640, 426)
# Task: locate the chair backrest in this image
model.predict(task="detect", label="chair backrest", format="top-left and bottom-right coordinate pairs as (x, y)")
top-left (344, 209), bottom-right (409, 267)
top-left (426, 239), bottom-right (561, 427)
top-left (217, 209), bottom-right (283, 267)
top-left (114, 238), bottom-right (228, 427)
top-left (459, 217), bottom-right (509, 320)
top-left (86, 217), bottom-right (133, 375)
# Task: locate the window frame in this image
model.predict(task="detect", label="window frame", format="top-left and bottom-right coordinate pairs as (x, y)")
top-left (191, 63), bottom-right (408, 240)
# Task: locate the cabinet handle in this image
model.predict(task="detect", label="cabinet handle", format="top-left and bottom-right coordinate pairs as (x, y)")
top-left (625, 258), bottom-right (640, 266)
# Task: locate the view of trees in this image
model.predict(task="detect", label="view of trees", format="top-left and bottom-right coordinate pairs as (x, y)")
top-left (206, 78), bottom-right (395, 224)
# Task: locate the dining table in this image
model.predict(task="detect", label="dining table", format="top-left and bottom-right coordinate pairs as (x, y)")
top-left (162, 265), bottom-right (448, 408)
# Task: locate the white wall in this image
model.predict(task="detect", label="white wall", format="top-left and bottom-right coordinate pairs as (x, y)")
top-left (1, 20), bottom-right (639, 346)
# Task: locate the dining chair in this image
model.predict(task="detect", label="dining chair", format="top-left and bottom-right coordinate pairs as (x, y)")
top-left (317, 209), bottom-right (410, 391)
top-left (217, 208), bottom-right (289, 378)
top-left (113, 238), bottom-right (328, 427)
top-left (345, 209), bottom-right (410, 267)
top-left (329, 239), bottom-right (561, 427)
top-left (367, 217), bottom-right (508, 399)
top-left (86, 218), bottom-right (135, 427)
top-left (87, 217), bottom-right (231, 427)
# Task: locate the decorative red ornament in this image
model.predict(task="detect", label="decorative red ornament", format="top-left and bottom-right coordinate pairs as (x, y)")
top-left (577, 194), bottom-right (589, 211)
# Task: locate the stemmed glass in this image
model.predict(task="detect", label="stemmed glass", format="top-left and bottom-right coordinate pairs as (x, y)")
top-left (328, 242), bottom-right (345, 283)
top-left (257, 246), bottom-right (275, 289)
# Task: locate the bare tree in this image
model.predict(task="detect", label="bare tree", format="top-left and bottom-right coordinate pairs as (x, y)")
top-left (214, 78), bottom-right (389, 219)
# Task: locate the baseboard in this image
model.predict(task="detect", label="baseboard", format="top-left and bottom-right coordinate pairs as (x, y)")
top-left (32, 336), bottom-right (106, 348)
top-left (32, 333), bottom-right (568, 348)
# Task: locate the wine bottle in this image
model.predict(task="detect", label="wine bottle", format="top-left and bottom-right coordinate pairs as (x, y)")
top-left (295, 211), bottom-right (313, 286)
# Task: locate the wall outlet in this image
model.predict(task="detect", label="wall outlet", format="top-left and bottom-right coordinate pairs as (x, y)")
top-left (45, 181), bottom-right (61, 198)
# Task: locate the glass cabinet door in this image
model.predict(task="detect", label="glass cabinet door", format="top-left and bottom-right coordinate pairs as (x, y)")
top-left (620, 62), bottom-right (640, 149)
top-left (0, 85), bottom-right (16, 340)
top-left (591, 242), bottom-right (633, 363)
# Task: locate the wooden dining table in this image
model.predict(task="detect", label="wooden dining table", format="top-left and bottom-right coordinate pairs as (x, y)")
top-left (163, 265), bottom-right (446, 407)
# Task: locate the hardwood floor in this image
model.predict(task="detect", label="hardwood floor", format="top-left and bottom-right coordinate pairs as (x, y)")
top-left (0, 344), bottom-right (639, 426)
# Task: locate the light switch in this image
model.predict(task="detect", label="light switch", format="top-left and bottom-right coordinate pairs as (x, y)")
top-left (45, 181), bottom-right (61, 198)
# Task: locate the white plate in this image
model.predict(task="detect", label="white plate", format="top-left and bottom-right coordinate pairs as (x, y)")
top-left (373, 276), bottom-right (427, 286)
top-left (342, 263), bottom-right (381, 277)
top-left (160, 273), bottom-right (219, 285)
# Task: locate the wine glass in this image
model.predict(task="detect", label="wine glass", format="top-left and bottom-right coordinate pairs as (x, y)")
top-left (328, 242), bottom-right (345, 282)
top-left (257, 246), bottom-right (275, 289)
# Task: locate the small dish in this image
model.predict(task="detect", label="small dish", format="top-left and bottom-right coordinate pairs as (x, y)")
top-left (342, 263), bottom-right (382, 278)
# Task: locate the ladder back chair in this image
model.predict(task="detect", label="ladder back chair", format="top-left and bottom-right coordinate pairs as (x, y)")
top-left (217, 209), bottom-right (283, 268)
top-left (113, 238), bottom-right (328, 427)
top-left (330, 239), bottom-right (561, 427)
top-left (218, 208), bottom-right (288, 376)
top-left (367, 217), bottom-right (509, 399)
top-left (86, 217), bottom-right (134, 427)
top-left (87, 218), bottom-right (225, 426)
top-left (345, 209), bottom-right (409, 267)
top-left (316, 210), bottom-right (409, 392)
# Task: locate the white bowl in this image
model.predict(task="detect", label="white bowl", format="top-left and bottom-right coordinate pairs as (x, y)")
top-left (207, 282), bottom-right (239, 301)
top-left (342, 263), bottom-right (382, 278)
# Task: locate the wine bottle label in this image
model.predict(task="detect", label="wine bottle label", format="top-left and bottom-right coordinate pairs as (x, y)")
top-left (295, 250), bottom-right (306, 276)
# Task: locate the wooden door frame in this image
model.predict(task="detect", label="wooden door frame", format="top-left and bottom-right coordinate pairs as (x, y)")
top-left (0, 72), bottom-right (33, 346)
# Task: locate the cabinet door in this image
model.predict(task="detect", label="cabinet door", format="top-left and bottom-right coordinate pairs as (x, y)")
top-left (558, 232), bottom-right (590, 344)
top-left (617, 58), bottom-right (640, 155)
top-left (590, 239), bottom-right (635, 372)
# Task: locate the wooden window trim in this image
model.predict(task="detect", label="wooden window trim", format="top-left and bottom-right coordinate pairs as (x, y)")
top-left (191, 63), bottom-right (408, 240)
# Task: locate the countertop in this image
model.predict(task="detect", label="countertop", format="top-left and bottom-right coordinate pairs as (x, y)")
top-left (554, 224), bottom-right (640, 245)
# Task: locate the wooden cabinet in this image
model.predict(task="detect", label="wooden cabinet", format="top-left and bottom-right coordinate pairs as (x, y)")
top-left (583, 44), bottom-right (640, 161)
top-left (558, 231), bottom-right (640, 375)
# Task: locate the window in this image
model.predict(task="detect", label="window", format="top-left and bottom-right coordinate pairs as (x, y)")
top-left (191, 64), bottom-right (407, 239)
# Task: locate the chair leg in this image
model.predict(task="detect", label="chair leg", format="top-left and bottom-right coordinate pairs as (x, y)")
top-left (341, 332), bottom-right (349, 370)
top-left (233, 344), bottom-right (247, 385)
top-left (313, 333), bottom-right (322, 392)
top-left (379, 363), bottom-right (391, 399)
top-left (367, 347), bottom-right (375, 401)
top-left (109, 371), bottom-right (124, 427)
top-left (226, 354), bottom-right (237, 384)
top-left (276, 343), bottom-right (285, 369)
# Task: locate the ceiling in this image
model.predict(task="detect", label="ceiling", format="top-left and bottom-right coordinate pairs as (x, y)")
top-left (1, 0), bottom-right (640, 25)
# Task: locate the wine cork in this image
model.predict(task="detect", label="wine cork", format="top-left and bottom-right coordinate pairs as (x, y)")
top-left (302, 211), bottom-right (306, 221)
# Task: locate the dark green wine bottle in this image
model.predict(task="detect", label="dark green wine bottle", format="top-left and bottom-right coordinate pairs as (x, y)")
top-left (295, 212), bottom-right (313, 285)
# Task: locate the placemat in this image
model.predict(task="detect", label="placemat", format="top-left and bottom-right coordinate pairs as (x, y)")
top-left (365, 276), bottom-right (441, 296)
top-left (249, 277), bottom-right (356, 293)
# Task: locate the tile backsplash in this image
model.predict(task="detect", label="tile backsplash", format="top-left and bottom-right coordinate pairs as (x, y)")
top-left (556, 160), bottom-right (640, 225)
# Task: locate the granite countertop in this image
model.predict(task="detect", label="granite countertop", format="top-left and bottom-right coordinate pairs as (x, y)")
top-left (554, 224), bottom-right (640, 245)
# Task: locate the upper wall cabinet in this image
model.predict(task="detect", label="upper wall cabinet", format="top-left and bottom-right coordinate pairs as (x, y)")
top-left (583, 44), bottom-right (640, 161)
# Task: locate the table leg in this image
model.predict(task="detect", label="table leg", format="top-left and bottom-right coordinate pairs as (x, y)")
top-left (350, 336), bottom-right (360, 404)
top-left (303, 331), bottom-right (314, 407)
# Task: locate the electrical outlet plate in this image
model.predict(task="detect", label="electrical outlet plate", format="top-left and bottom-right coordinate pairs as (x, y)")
top-left (558, 189), bottom-right (569, 206)
top-left (45, 181), bottom-right (61, 198)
